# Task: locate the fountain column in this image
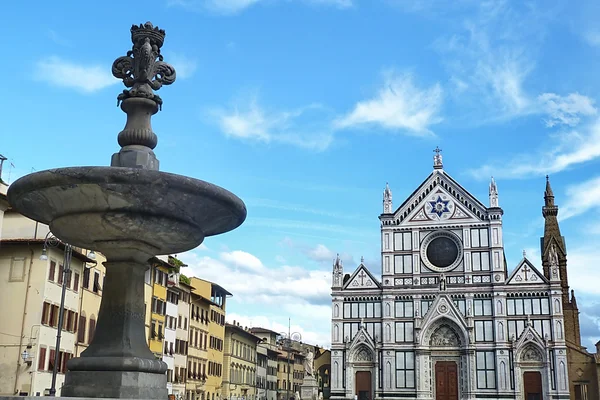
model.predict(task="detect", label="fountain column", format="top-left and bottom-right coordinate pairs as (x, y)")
top-left (7, 22), bottom-right (247, 399)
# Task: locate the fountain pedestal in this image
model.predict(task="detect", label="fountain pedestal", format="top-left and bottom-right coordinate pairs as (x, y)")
top-left (6, 22), bottom-right (246, 399)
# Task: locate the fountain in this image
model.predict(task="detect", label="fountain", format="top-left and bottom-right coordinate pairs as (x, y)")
top-left (7, 22), bottom-right (246, 399)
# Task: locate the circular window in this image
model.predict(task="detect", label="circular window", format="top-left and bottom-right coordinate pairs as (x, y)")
top-left (420, 231), bottom-right (463, 272)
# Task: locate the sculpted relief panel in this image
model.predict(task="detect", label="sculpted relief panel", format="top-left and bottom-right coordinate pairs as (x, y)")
top-left (429, 324), bottom-right (461, 347)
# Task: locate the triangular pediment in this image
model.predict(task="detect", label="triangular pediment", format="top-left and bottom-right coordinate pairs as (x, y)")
top-left (514, 323), bottom-right (547, 356)
top-left (506, 258), bottom-right (548, 285)
top-left (343, 263), bottom-right (381, 290)
top-left (418, 294), bottom-right (470, 346)
top-left (349, 324), bottom-right (376, 351)
top-left (389, 170), bottom-right (488, 226)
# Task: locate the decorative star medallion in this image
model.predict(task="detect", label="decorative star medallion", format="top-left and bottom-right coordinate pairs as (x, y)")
top-left (429, 196), bottom-right (451, 217)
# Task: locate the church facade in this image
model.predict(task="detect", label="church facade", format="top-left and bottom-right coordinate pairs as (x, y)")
top-left (330, 152), bottom-right (597, 400)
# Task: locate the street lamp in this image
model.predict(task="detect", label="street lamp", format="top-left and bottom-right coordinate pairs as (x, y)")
top-left (40, 232), bottom-right (95, 397)
top-left (279, 319), bottom-right (301, 400)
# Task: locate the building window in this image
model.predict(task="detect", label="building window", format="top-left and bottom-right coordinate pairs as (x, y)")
top-left (507, 297), bottom-right (550, 315)
top-left (470, 228), bottom-right (489, 247)
top-left (38, 347), bottom-right (46, 371)
top-left (48, 349), bottom-right (56, 371)
top-left (395, 322), bottom-right (414, 342)
top-left (395, 351), bottom-right (415, 388)
top-left (453, 299), bottom-right (466, 316)
top-left (476, 351), bottom-right (496, 389)
top-left (394, 232), bottom-right (412, 251)
top-left (58, 264), bottom-right (64, 285)
top-left (549, 349), bottom-right (556, 390)
top-left (421, 299), bottom-right (434, 315)
top-left (93, 271), bottom-right (101, 293)
top-left (475, 321), bottom-right (494, 342)
top-left (78, 315), bottom-right (86, 343)
top-left (471, 252), bottom-right (490, 271)
top-left (575, 384), bottom-right (588, 400)
top-left (394, 255), bottom-right (413, 274)
top-left (474, 299), bottom-right (492, 316)
top-left (394, 301), bottom-right (413, 318)
top-left (73, 272), bottom-right (80, 292)
top-left (48, 261), bottom-right (56, 282)
top-left (89, 318), bottom-right (96, 343)
top-left (83, 268), bottom-right (90, 289)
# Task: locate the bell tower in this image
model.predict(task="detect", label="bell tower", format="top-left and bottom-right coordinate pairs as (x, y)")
top-left (540, 175), bottom-right (581, 345)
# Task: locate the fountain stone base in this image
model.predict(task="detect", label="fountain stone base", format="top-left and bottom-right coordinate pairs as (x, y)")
top-left (62, 371), bottom-right (167, 399)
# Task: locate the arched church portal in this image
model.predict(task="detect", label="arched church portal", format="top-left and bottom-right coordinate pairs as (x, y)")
top-left (518, 343), bottom-right (547, 400)
top-left (351, 346), bottom-right (375, 400)
top-left (423, 319), bottom-right (468, 400)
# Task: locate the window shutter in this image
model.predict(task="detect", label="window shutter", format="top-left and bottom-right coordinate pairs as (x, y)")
top-left (49, 261), bottom-right (56, 281)
top-left (74, 273), bottom-right (80, 292)
top-left (78, 315), bottom-right (86, 343)
top-left (38, 347), bottom-right (46, 371)
top-left (58, 265), bottom-right (64, 284)
top-left (89, 319), bottom-right (96, 343)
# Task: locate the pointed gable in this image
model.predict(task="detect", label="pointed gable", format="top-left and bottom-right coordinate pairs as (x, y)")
top-left (343, 263), bottom-right (381, 290)
top-left (389, 170), bottom-right (488, 226)
top-left (506, 258), bottom-right (548, 285)
top-left (418, 294), bottom-right (470, 346)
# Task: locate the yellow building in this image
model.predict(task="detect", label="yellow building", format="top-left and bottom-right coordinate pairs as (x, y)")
top-left (313, 349), bottom-right (330, 399)
top-left (149, 258), bottom-right (172, 356)
top-left (291, 353), bottom-right (304, 395)
top-left (223, 323), bottom-right (262, 400)
top-left (186, 291), bottom-right (211, 400)
top-left (277, 352), bottom-right (293, 400)
top-left (174, 277), bottom-right (192, 399)
top-left (190, 277), bottom-right (231, 400)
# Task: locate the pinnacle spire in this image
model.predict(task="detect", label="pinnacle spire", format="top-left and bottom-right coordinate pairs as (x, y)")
top-left (489, 176), bottom-right (499, 207)
top-left (383, 182), bottom-right (393, 213)
top-left (544, 175), bottom-right (555, 207)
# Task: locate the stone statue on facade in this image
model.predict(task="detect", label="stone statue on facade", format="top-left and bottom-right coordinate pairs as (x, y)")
top-left (549, 243), bottom-right (559, 268)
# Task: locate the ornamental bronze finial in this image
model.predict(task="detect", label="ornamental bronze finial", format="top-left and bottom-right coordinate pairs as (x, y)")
top-left (112, 22), bottom-right (176, 110)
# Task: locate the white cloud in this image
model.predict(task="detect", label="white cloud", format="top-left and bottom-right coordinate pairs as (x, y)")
top-left (179, 249), bottom-right (333, 345)
top-left (559, 176), bottom-right (600, 221)
top-left (539, 93), bottom-right (597, 128)
top-left (181, 250), bottom-right (332, 306)
top-left (469, 117), bottom-right (600, 179)
top-left (563, 246), bottom-right (600, 296)
top-left (209, 97), bottom-right (334, 151)
top-left (167, 53), bottom-right (198, 79)
top-left (584, 31), bottom-right (600, 47)
top-left (35, 56), bottom-right (119, 93)
top-left (306, 244), bottom-right (336, 263)
top-left (225, 313), bottom-right (331, 348)
top-left (335, 72), bottom-right (443, 136)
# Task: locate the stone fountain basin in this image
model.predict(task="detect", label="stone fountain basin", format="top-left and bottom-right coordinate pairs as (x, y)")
top-left (7, 166), bottom-right (247, 255)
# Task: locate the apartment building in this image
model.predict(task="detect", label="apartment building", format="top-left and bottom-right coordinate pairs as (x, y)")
top-left (186, 291), bottom-right (211, 400)
top-left (222, 323), bottom-right (262, 400)
top-left (75, 251), bottom-right (106, 357)
top-left (190, 278), bottom-right (230, 400)
top-left (250, 328), bottom-right (280, 400)
top-left (174, 278), bottom-right (192, 399)
top-left (0, 188), bottom-right (97, 396)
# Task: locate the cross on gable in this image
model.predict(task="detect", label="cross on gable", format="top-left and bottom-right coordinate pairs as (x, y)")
top-left (522, 265), bottom-right (531, 281)
top-left (358, 270), bottom-right (367, 285)
top-left (433, 146), bottom-right (442, 155)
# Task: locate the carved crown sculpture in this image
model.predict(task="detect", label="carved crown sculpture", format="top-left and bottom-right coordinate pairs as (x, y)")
top-left (112, 22), bottom-right (176, 109)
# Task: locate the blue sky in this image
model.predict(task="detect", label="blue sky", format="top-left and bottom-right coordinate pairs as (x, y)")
top-left (2, 0), bottom-right (600, 349)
